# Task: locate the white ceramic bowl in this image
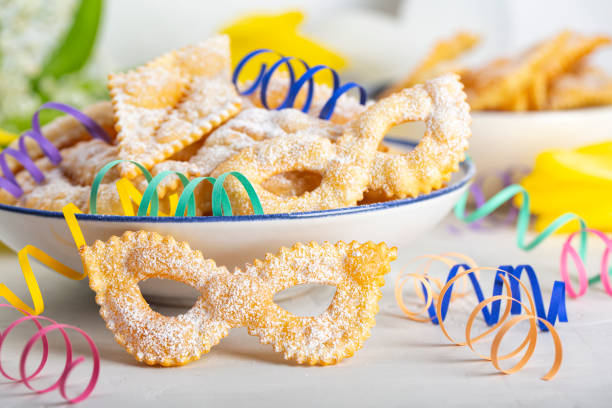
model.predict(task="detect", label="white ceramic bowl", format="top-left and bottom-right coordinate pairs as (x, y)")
top-left (0, 138), bottom-right (474, 304)
top-left (392, 106), bottom-right (612, 174)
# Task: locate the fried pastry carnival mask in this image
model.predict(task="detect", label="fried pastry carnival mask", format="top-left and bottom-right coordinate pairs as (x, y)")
top-left (213, 74), bottom-right (471, 214)
top-left (81, 231), bottom-right (397, 366)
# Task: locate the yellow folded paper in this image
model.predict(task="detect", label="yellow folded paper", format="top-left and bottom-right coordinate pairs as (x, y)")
top-left (220, 10), bottom-right (345, 84)
top-left (520, 141), bottom-right (612, 232)
top-left (0, 128), bottom-right (17, 147)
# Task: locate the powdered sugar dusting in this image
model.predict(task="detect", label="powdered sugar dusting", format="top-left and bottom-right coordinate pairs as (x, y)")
top-left (109, 35), bottom-right (242, 178)
top-left (83, 231), bottom-right (232, 366)
top-left (82, 233), bottom-right (396, 366)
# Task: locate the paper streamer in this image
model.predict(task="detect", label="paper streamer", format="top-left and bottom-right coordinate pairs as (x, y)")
top-left (0, 204), bottom-right (85, 316)
top-left (561, 228), bottom-right (612, 297)
top-left (0, 304), bottom-right (100, 404)
top-left (0, 205), bottom-right (98, 403)
top-left (0, 102), bottom-right (111, 198)
top-left (396, 257), bottom-right (566, 331)
top-left (90, 160), bottom-right (264, 217)
top-left (464, 169), bottom-right (526, 229)
top-left (395, 254), bottom-right (563, 380)
top-left (233, 49), bottom-right (367, 120)
top-left (454, 182), bottom-right (612, 296)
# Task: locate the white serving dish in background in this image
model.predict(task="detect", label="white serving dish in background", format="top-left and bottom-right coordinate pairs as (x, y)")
top-left (0, 139), bottom-right (474, 305)
top-left (392, 106), bottom-right (612, 174)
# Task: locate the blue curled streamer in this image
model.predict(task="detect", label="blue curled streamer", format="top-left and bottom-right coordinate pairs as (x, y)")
top-left (232, 49), bottom-right (367, 120)
top-left (424, 264), bottom-right (567, 332)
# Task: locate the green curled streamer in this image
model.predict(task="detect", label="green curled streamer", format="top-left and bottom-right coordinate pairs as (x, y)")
top-left (454, 182), bottom-right (610, 285)
top-left (174, 177), bottom-right (232, 217)
top-left (90, 160), bottom-right (152, 214)
top-left (211, 171), bottom-right (264, 216)
top-left (137, 171), bottom-right (193, 217)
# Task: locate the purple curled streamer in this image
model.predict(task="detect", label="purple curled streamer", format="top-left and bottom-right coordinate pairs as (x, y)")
top-left (464, 169), bottom-right (527, 230)
top-left (0, 102), bottom-right (111, 199)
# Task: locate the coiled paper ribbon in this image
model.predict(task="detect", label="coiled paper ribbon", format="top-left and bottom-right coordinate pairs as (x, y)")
top-left (395, 254), bottom-right (563, 380)
top-left (561, 228), bottom-right (612, 297)
top-left (454, 181), bottom-right (612, 297)
top-left (233, 49), bottom-right (367, 120)
top-left (0, 304), bottom-right (100, 404)
top-left (90, 160), bottom-right (264, 217)
top-left (0, 102), bottom-right (111, 198)
top-left (463, 169), bottom-right (528, 229)
top-left (0, 204), bottom-right (85, 316)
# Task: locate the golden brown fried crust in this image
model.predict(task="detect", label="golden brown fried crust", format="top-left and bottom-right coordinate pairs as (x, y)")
top-left (82, 233), bottom-right (396, 366)
top-left (108, 35), bottom-right (242, 178)
top-left (386, 30), bottom-right (612, 111)
top-left (382, 31), bottom-right (479, 96)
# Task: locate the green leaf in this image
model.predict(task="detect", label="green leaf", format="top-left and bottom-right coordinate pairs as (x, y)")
top-left (37, 0), bottom-right (104, 79)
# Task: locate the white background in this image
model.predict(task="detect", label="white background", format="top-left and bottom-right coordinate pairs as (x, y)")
top-left (94, 0), bottom-right (612, 86)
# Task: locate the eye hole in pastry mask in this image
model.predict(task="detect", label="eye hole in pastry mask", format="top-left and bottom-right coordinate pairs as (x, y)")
top-left (273, 283), bottom-right (337, 317)
top-left (262, 170), bottom-right (323, 198)
top-left (80, 232), bottom-right (396, 367)
top-left (138, 278), bottom-right (201, 316)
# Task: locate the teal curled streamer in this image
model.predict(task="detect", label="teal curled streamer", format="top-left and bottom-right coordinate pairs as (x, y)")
top-left (454, 177), bottom-right (611, 285)
top-left (89, 160), bottom-right (152, 215)
top-left (211, 171), bottom-right (264, 216)
top-left (174, 176), bottom-right (232, 217)
top-left (137, 171), bottom-right (193, 217)
top-left (89, 160), bottom-right (263, 217)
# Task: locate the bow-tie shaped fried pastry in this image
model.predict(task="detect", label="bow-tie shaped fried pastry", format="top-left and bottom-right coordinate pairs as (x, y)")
top-left (108, 35), bottom-right (242, 179)
top-left (81, 231), bottom-right (396, 366)
top-left (547, 65), bottom-right (612, 110)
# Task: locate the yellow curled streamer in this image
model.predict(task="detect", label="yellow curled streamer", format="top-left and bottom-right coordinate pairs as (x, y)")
top-left (0, 204), bottom-right (86, 315)
top-left (395, 254), bottom-right (563, 380)
top-left (115, 178), bottom-right (178, 217)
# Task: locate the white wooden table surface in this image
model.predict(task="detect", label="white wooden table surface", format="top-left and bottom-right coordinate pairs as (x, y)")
top-left (1, 218), bottom-right (611, 407)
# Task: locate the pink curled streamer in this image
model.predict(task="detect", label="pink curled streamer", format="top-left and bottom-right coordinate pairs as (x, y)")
top-left (0, 304), bottom-right (100, 404)
top-left (560, 229), bottom-right (612, 298)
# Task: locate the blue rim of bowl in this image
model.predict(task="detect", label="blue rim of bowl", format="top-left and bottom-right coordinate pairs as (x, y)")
top-left (0, 137), bottom-right (475, 222)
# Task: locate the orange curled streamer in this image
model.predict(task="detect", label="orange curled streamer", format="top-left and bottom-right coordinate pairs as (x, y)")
top-left (395, 252), bottom-right (479, 310)
top-left (395, 254), bottom-right (563, 380)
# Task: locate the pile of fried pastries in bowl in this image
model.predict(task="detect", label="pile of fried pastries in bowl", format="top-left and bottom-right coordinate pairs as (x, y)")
top-left (386, 30), bottom-right (612, 174)
top-left (0, 35), bottom-right (474, 284)
top-left (0, 34), bottom-right (472, 217)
